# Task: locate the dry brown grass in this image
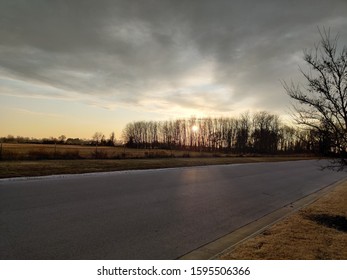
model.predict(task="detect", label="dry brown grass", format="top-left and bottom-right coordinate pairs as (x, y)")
top-left (0, 143), bottom-right (316, 178)
top-left (219, 181), bottom-right (347, 260)
top-left (0, 143), bottom-right (315, 160)
top-left (0, 143), bottom-right (174, 159)
top-left (0, 143), bottom-right (238, 160)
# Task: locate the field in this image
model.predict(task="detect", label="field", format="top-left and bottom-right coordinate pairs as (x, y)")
top-left (0, 143), bottom-right (238, 160)
top-left (0, 143), bottom-right (314, 178)
top-left (0, 143), bottom-right (315, 160)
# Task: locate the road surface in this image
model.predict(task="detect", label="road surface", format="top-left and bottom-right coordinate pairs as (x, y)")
top-left (0, 160), bottom-right (345, 259)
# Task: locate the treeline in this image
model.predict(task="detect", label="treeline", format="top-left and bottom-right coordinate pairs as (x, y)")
top-left (0, 132), bottom-right (118, 147)
top-left (122, 111), bottom-right (331, 155)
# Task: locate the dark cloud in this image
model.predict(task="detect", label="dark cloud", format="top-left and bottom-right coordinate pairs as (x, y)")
top-left (1, 0), bottom-right (347, 115)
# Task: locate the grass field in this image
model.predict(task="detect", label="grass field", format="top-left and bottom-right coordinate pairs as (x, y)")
top-left (219, 180), bottom-right (347, 259)
top-left (0, 143), bottom-right (239, 160)
top-left (0, 143), bottom-right (315, 178)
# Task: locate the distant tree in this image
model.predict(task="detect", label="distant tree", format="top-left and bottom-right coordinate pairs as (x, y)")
top-left (6, 135), bottom-right (15, 143)
top-left (92, 132), bottom-right (103, 145)
top-left (42, 137), bottom-right (57, 144)
top-left (252, 112), bottom-right (280, 153)
top-left (122, 123), bottom-right (135, 148)
top-left (235, 113), bottom-right (250, 153)
top-left (91, 132), bottom-right (104, 158)
top-left (58, 135), bottom-right (66, 144)
top-left (283, 29), bottom-right (347, 169)
top-left (100, 134), bottom-right (106, 145)
top-left (278, 125), bottom-right (297, 152)
top-left (66, 138), bottom-right (82, 145)
top-left (107, 132), bottom-right (116, 146)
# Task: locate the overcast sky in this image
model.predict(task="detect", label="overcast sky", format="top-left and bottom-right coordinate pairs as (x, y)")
top-left (1, 0), bottom-right (347, 138)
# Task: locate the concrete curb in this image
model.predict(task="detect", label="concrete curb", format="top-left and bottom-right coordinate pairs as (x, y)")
top-left (178, 178), bottom-right (347, 260)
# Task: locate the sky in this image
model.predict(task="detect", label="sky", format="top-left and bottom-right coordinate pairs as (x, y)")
top-left (1, 0), bottom-right (347, 139)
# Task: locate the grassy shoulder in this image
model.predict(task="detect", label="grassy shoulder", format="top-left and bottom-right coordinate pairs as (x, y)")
top-left (0, 156), bottom-right (313, 179)
top-left (219, 180), bottom-right (347, 260)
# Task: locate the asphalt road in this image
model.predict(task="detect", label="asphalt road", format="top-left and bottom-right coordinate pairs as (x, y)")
top-left (0, 160), bottom-right (345, 259)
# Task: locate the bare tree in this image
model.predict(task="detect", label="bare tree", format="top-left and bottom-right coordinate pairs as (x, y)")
top-left (108, 132), bottom-right (116, 146)
top-left (58, 135), bottom-right (66, 144)
top-left (92, 132), bottom-right (104, 145)
top-left (235, 112), bottom-right (250, 154)
top-left (252, 111), bottom-right (280, 154)
top-left (283, 29), bottom-right (347, 168)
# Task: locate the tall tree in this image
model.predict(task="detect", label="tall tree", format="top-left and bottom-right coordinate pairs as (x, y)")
top-left (284, 29), bottom-right (347, 168)
top-left (252, 111), bottom-right (280, 153)
top-left (235, 112), bottom-right (250, 153)
top-left (108, 132), bottom-right (116, 146)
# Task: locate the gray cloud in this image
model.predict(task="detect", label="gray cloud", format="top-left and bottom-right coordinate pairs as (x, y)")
top-left (1, 0), bottom-right (347, 115)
